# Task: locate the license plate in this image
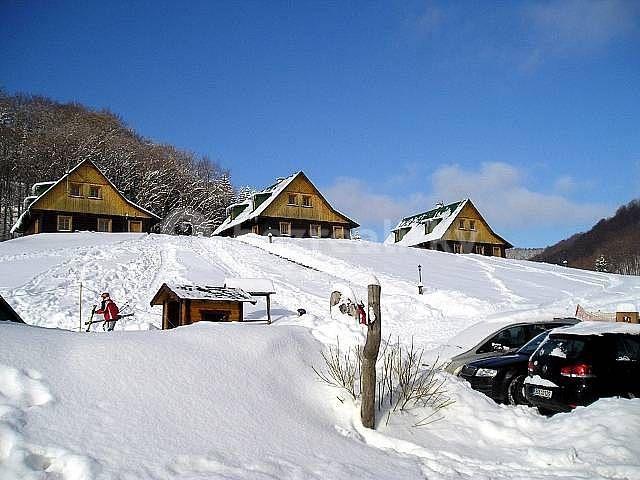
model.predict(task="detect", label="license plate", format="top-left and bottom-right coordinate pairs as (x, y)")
top-left (532, 388), bottom-right (552, 399)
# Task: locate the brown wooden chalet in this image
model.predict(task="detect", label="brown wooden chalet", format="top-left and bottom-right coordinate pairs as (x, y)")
top-left (11, 159), bottom-right (160, 236)
top-left (212, 171), bottom-right (358, 239)
top-left (150, 283), bottom-right (257, 329)
top-left (0, 294), bottom-right (24, 323)
top-left (386, 199), bottom-right (512, 257)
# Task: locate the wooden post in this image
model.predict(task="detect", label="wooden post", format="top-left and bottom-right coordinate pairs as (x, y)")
top-left (79, 282), bottom-right (83, 332)
top-left (266, 294), bottom-right (272, 325)
top-left (361, 277), bottom-right (381, 429)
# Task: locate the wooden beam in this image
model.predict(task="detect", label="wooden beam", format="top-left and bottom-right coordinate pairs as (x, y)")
top-left (266, 294), bottom-right (272, 325)
top-left (361, 280), bottom-right (381, 429)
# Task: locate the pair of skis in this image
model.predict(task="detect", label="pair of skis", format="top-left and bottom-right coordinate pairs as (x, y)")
top-left (84, 304), bottom-right (134, 332)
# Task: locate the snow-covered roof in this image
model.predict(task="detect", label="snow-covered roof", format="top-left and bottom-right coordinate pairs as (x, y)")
top-left (384, 200), bottom-right (468, 247)
top-left (224, 278), bottom-right (276, 295)
top-left (551, 321), bottom-right (640, 336)
top-left (213, 173), bottom-right (299, 235)
top-left (151, 284), bottom-right (257, 305)
top-left (213, 172), bottom-right (358, 236)
top-left (11, 159), bottom-right (160, 234)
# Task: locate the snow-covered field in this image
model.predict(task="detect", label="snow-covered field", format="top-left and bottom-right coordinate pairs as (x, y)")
top-left (1, 233), bottom-right (639, 479)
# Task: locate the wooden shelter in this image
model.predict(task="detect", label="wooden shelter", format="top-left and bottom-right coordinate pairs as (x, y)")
top-left (150, 284), bottom-right (257, 329)
top-left (385, 199), bottom-right (512, 257)
top-left (213, 171), bottom-right (358, 239)
top-left (0, 294), bottom-right (24, 323)
top-left (11, 159), bottom-right (160, 236)
top-left (224, 278), bottom-right (276, 324)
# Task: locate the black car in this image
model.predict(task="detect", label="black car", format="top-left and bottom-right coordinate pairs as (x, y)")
top-left (458, 330), bottom-right (552, 405)
top-left (524, 322), bottom-right (640, 414)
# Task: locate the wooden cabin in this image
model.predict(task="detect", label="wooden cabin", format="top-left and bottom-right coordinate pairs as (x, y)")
top-left (11, 159), bottom-right (160, 236)
top-left (213, 171), bottom-right (358, 239)
top-left (150, 284), bottom-right (257, 329)
top-left (386, 199), bottom-right (512, 257)
top-left (0, 294), bottom-right (24, 323)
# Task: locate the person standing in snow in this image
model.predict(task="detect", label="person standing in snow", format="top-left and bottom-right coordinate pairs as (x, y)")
top-left (96, 292), bottom-right (119, 331)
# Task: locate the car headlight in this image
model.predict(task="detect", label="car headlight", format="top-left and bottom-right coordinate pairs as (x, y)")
top-left (475, 368), bottom-right (498, 377)
top-left (452, 365), bottom-right (464, 376)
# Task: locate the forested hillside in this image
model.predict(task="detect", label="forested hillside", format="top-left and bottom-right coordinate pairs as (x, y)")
top-left (532, 199), bottom-right (640, 274)
top-left (0, 91), bottom-right (237, 239)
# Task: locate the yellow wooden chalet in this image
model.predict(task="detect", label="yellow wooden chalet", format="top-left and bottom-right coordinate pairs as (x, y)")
top-left (11, 159), bottom-right (160, 235)
top-left (386, 199), bottom-right (512, 257)
top-left (213, 171), bottom-right (358, 239)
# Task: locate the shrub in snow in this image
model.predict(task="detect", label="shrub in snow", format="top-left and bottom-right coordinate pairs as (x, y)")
top-left (313, 337), bottom-right (454, 427)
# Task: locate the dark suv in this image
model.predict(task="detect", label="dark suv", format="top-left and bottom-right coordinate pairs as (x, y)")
top-left (524, 322), bottom-right (640, 413)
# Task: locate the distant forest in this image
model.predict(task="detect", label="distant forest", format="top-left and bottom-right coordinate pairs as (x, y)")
top-left (0, 91), bottom-right (239, 239)
top-left (532, 199), bottom-right (640, 275)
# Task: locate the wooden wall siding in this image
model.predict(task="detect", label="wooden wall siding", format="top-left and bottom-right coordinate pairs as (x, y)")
top-left (442, 202), bottom-right (505, 246)
top-left (32, 211), bottom-right (154, 233)
top-left (263, 175), bottom-right (351, 224)
top-left (222, 217), bottom-right (351, 239)
top-left (189, 300), bottom-right (242, 322)
top-left (31, 163), bottom-right (153, 218)
top-left (416, 240), bottom-right (504, 257)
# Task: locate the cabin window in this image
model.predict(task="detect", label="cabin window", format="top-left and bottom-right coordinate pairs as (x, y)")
top-left (88, 185), bottom-right (102, 199)
top-left (424, 219), bottom-right (440, 234)
top-left (128, 220), bottom-right (143, 233)
top-left (458, 219), bottom-right (466, 230)
top-left (57, 215), bottom-right (72, 232)
top-left (333, 226), bottom-right (344, 239)
top-left (279, 222), bottom-right (291, 236)
top-left (469, 220), bottom-right (476, 231)
top-left (287, 194), bottom-right (298, 206)
top-left (310, 224), bottom-right (321, 238)
top-left (475, 245), bottom-right (484, 255)
top-left (251, 224), bottom-right (260, 234)
top-left (492, 246), bottom-right (502, 257)
top-left (97, 218), bottom-right (112, 232)
top-left (69, 182), bottom-right (82, 197)
top-left (453, 243), bottom-right (462, 254)
top-left (302, 195), bottom-right (312, 207)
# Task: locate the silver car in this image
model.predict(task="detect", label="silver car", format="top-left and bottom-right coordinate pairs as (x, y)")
top-left (443, 318), bottom-right (579, 375)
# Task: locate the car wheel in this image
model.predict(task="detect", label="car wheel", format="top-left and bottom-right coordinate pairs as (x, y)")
top-left (507, 373), bottom-right (528, 406)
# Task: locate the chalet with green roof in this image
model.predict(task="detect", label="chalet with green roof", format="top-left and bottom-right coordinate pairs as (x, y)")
top-left (385, 199), bottom-right (512, 257)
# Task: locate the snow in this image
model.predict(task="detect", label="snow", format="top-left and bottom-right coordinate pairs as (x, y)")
top-left (1, 232), bottom-right (640, 479)
top-left (157, 284), bottom-right (257, 302)
top-left (224, 277), bottom-right (276, 294)
top-left (524, 375), bottom-right (560, 388)
top-left (554, 321), bottom-right (640, 336)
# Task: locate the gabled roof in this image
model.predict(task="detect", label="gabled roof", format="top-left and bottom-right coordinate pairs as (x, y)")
top-left (11, 159), bottom-right (160, 234)
top-left (385, 199), bottom-right (512, 248)
top-left (150, 283), bottom-right (257, 306)
top-left (385, 200), bottom-right (468, 246)
top-left (212, 171), bottom-right (358, 235)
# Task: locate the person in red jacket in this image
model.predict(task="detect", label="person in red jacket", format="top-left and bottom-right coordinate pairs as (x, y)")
top-left (96, 292), bottom-right (119, 331)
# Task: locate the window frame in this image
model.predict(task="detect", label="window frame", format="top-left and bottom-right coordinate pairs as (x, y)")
top-left (333, 225), bottom-right (344, 239)
top-left (474, 244), bottom-right (484, 255)
top-left (458, 219), bottom-right (466, 230)
top-left (279, 221), bottom-right (291, 236)
top-left (301, 195), bottom-right (312, 208)
top-left (97, 218), bottom-right (112, 232)
top-left (469, 220), bottom-right (476, 231)
top-left (251, 224), bottom-right (260, 235)
top-left (57, 215), bottom-right (72, 232)
top-left (309, 224), bottom-right (321, 238)
top-left (128, 220), bottom-right (143, 233)
top-left (287, 193), bottom-right (298, 206)
top-left (492, 246), bottom-right (502, 257)
top-left (88, 184), bottom-right (103, 200)
top-left (453, 243), bottom-right (462, 254)
top-left (68, 182), bottom-right (83, 198)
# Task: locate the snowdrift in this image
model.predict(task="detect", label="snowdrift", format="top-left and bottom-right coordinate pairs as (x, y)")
top-left (1, 233), bottom-right (640, 479)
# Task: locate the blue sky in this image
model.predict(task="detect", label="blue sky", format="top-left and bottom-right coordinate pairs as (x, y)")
top-left (2, 1), bottom-right (639, 247)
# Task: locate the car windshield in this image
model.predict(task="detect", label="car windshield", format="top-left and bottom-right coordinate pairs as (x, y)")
top-left (517, 331), bottom-right (549, 355)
